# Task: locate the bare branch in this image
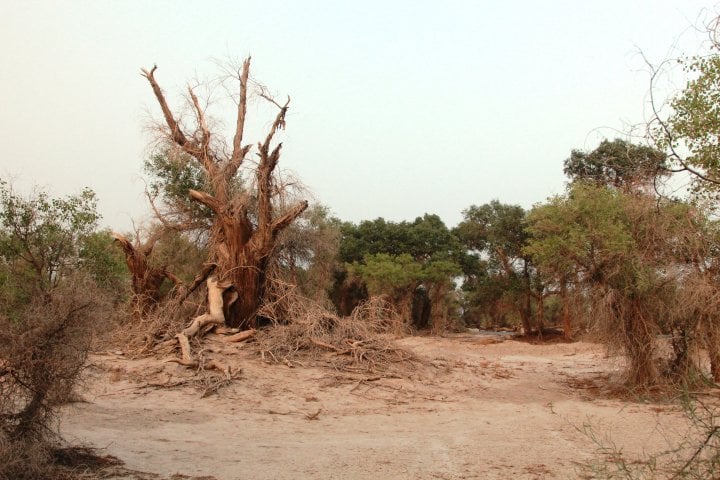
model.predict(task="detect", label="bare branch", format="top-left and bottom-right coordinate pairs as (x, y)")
top-left (163, 269), bottom-right (182, 286)
top-left (271, 200), bottom-right (309, 236)
top-left (141, 66), bottom-right (193, 151)
top-left (144, 189), bottom-right (206, 233)
top-left (259, 96), bottom-right (290, 157)
top-left (111, 232), bottom-right (135, 257)
top-left (140, 227), bottom-right (166, 257)
top-left (642, 51), bottom-right (720, 187)
top-left (187, 85), bottom-right (217, 176)
top-left (189, 189), bottom-right (222, 213)
top-left (176, 263), bottom-right (217, 304)
top-left (227, 57), bottom-right (251, 178)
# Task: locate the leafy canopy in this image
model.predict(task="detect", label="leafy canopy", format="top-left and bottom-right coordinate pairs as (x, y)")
top-left (666, 52), bottom-right (720, 194)
top-left (0, 181), bottom-right (100, 292)
top-left (563, 139), bottom-right (666, 189)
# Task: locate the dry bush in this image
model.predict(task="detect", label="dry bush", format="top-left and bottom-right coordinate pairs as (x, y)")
top-left (582, 270), bottom-right (720, 391)
top-left (589, 286), bottom-right (666, 388)
top-left (0, 275), bottom-right (111, 480)
top-left (254, 284), bottom-right (415, 375)
top-left (668, 272), bottom-right (720, 385)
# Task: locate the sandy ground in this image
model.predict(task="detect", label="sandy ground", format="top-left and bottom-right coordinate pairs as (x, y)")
top-left (60, 334), bottom-right (695, 479)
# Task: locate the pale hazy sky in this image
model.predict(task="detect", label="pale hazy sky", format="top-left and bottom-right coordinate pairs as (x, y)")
top-left (0, 1), bottom-right (717, 230)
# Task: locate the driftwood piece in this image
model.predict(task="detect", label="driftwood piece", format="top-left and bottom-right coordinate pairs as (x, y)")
top-left (224, 329), bottom-right (256, 343)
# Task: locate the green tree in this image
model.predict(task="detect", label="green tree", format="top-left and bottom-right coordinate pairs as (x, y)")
top-left (349, 253), bottom-right (423, 323)
top-left (0, 181), bottom-right (100, 302)
top-left (0, 183), bottom-right (113, 478)
top-left (650, 21), bottom-right (720, 197)
top-left (564, 138), bottom-right (666, 189)
top-left (78, 229), bottom-right (129, 296)
top-left (526, 183), bottom-right (710, 386)
top-left (454, 200), bottom-right (545, 334)
top-left (278, 204), bottom-right (342, 303)
top-left (337, 214), bottom-right (462, 330)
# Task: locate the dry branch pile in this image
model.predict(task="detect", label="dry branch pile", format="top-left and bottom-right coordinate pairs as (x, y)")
top-left (253, 294), bottom-right (417, 375)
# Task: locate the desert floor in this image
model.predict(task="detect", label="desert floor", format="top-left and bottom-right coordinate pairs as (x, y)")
top-left (61, 334), bottom-right (696, 479)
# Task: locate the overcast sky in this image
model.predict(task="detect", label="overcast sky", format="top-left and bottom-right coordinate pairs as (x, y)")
top-left (0, 1), bottom-right (717, 230)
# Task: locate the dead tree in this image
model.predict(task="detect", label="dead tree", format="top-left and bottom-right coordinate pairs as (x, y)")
top-left (141, 58), bottom-right (308, 329)
top-left (113, 231), bottom-right (180, 319)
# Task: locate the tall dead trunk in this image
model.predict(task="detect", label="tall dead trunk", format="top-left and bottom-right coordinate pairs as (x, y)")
top-left (113, 232), bottom-right (178, 319)
top-left (142, 58), bottom-right (307, 329)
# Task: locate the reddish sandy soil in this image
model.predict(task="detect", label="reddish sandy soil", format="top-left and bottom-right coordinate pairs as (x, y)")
top-left (61, 334), bottom-right (694, 479)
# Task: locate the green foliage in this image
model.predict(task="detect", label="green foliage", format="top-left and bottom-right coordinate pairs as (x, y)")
top-left (283, 204), bottom-right (342, 301)
top-left (454, 200), bottom-right (527, 258)
top-left (144, 152), bottom-right (215, 223)
top-left (339, 218), bottom-right (412, 263)
top-left (349, 253), bottom-right (423, 298)
top-left (525, 184), bottom-right (634, 283)
top-left (149, 228), bottom-right (206, 285)
top-left (337, 214), bottom-right (462, 327)
top-left (0, 181), bottom-right (100, 300)
top-left (0, 183), bottom-right (118, 479)
top-left (78, 229), bottom-right (129, 294)
top-left (526, 182), bottom-right (718, 385)
top-left (453, 200), bottom-right (539, 330)
top-left (339, 214), bottom-right (460, 264)
top-left (667, 52), bottom-right (720, 195)
top-left (563, 138), bottom-right (666, 188)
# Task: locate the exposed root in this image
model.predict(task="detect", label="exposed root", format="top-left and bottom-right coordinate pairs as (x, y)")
top-left (205, 358), bottom-right (231, 377)
top-left (165, 358), bottom-right (199, 368)
top-left (268, 408), bottom-right (322, 420)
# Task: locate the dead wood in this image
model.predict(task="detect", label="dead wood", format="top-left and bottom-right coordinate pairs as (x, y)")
top-left (223, 329), bottom-right (256, 343)
top-left (205, 358), bottom-right (231, 377)
top-left (253, 288), bottom-right (417, 376)
top-left (141, 59), bottom-right (308, 329)
top-left (268, 408), bottom-right (322, 420)
top-left (310, 337), bottom-right (346, 353)
top-left (173, 277), bottom-right (234, 368)
top-left (176, 263), bottom-right (216, 303)
top-left (112, 231), bottom-right (177, 319)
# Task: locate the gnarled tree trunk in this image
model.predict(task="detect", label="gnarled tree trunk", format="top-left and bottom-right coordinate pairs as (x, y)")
top-left (142, 58), bottom-right (307, 329)
top-left (113, 232), bottom-right (179, 319)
